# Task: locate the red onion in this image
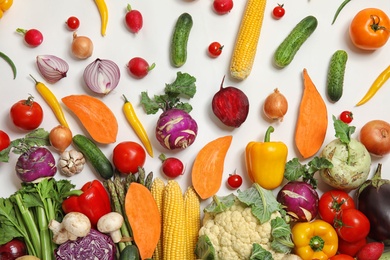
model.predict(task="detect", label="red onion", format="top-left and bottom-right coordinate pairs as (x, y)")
top-left (83, 58), bottom-right (120, 95)
top-left (36, 55), bottom-right (69, 83)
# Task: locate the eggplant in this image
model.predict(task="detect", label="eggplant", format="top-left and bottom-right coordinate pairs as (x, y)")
top-left (357, 163), bottom-right (390, 245)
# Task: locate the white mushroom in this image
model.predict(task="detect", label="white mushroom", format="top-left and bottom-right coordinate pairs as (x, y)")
top-left (49, 212), bottom-right (91, 244)
top-left (97, 212), bottom-right (124, 243)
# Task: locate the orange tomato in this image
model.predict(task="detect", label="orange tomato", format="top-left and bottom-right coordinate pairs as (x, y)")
top-left (349, 8), bottom-right (390, 50)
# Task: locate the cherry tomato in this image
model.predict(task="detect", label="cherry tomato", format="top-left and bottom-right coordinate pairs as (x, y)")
top-left (10, 96), bottom-right (43, 131)
top-left (112, 141), bottom-right (146, 174)
top-left (318, 189), bottom-right (355, 224)
top-left (272, 4), bottom-right (285, 19)
top-left (0, 130), bottom-right (10, 152)
top-left (329, 254), bottom-right (355, 260)
top-left (335, 208), bottom-right (370, 243)
top-left (160, 154), bottom-right (184, 179)
top-left (127, 57), bottom-right (155, 79)
top-left (339, 111), bottom-right (353, 124)
top-left (66, 16), bottom-right (80, 30)
top-left (16, 28), bottom-right (43, 47)
top-left (125, 7), bottom-right (143, 33)
top-left (208, 42), bottom-right (224, 58)
top-left (349, 8), bottom-right (390, 50)
top-left (338, 237), bottom-right (367, 257)
top-left (213, 0), bottom-right (233, 15)
top-left (227, 173), bottom-right (242, 189)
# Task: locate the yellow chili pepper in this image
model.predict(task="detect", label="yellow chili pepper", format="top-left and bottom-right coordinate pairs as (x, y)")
top-left (356, 64), bottom-right (390, 106)
top-left (94, 0), bottom-right (108, 36)
top-left (30, 75), bottom-right (69, 128)
top-left (122, 94), bottom-right (154, 157)
top-left (292, 219), bottom-right (338, 260)
top-left (0, 0), bottom-right (13, 19)
top-left (245, 126), bottom-right (288, 190)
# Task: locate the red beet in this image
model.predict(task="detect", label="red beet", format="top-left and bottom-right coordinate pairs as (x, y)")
top-left (212, 76), bottom-right (249, 127)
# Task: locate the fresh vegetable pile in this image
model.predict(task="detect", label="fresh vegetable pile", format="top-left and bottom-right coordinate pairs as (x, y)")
top-left (1, 1), bottom-right (390, 260)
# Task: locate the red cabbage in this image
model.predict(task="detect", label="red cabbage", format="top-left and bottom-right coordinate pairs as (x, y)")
top-left (156, 108), bottom-right (198, 150)
top-left (276, 181), bottom-right (319, 222)
top-left (15, 147), bottom-right (56, 183)
top-left (55, 229), bottom-right (116, 260)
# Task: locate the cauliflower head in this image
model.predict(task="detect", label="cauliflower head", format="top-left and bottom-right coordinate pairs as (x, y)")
top-left (199, 200), bottom-right (287, 260)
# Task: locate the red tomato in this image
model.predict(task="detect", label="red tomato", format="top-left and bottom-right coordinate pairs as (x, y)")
top-left (66, 16), bottom-right (80, 30)
top-left (213, 0), bottom-right (233, 15)
top-left (335, 208), bottom-right (370, 243)
top-left (349, 8), bottom-right (390, 50)
top-left (339, 111), bottom-right (353, 124)
top-left (329, 254), bottom-right (355, 260)
top-left (208, 42), bottom-right (224, 58)
top-left (318, 190), bottom-right (355, 224)
top-left (272, 4), bottom-right (285, 19)
top-left (0, 130), bottom-right (10, 151)
top-left (338, 237), bottom-right (367, 257)
top-left (10, 96), bottom-right (43, 131)
top-left (112, 141), bottom-right (146, 174)
top-left (227, 174), bottom-right (242, 189)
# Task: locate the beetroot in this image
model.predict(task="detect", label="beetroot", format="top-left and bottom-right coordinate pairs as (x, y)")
top-left (212, 76), bottom-right (249, 127)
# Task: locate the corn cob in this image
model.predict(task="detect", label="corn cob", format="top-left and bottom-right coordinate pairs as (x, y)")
top-left (184, 186), bottom-right (201, 260)
top-left (162, 180), bottom-right (187, 260)
top-left (230, 0), bottom-right (267, 80)
top-left (150, 177), bottom-right (165, 260)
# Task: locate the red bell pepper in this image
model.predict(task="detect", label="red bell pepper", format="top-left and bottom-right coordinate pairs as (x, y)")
top-left (62, 180), bottom-right (111, 227)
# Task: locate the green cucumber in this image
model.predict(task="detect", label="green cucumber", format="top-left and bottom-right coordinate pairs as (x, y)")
top-left (273, 15), bottom-right (318, 68)
top-left (72, 134), bottom-right (114, 179)
top-left (119, 245), bottom-right (140, 260)
top-left (170, 12), bottom-right (193, 68)
top-left (327, 50), bottom-right (348, 102)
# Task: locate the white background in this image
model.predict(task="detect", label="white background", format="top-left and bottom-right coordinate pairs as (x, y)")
top-left (0, 0), bottom-right (389, 205)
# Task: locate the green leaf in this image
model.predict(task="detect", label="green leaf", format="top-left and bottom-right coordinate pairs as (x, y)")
top-left (165, 72), bottom-right (197, 98)
top-left (237, 183), bottom-right (281, 224)
top-left (333, 115), bottom-right (355, 144)
top-left (270, 217), bottom-right (294, 254)
top-left (195, 235), bottom-right (216, 260)
top-left (284, 158), bottom-right (306, 181)
top-left (250, 244), bottom-right (274, 260)
top-left (204, 194), bottom-right (236, 214)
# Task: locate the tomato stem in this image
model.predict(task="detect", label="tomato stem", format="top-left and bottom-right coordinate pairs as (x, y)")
top-left (370, 15), bottom-right (388, 31)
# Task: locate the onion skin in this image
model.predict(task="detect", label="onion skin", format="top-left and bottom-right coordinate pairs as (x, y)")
top-left (36, 55), bottom-right (69, 83)
top-left (277, 181), bottom-right (319, 222)
top-left (71, 33), bottom-right (93, 60)
top-left (360, 120), bottom-right (390, 157)
top-left (156, 108), bottom-right (198, 150)
top-left (49, 125), bottom-right (73, 153)
top-left (83, 58), bottom-right (120, 95)
top-left (263, 88), bottom-right (288, 121)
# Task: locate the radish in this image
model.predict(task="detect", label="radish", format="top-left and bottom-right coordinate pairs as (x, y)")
top-left (159, 154), bottom-right (184, 178)
top-left (212, 76), bottom-right (249, 128)
top-left (127, 57), bottom-right (155, 79)
top-left (356, 242), bottom-right (384, 260)
top-left (125, 4), bottom-right (143, 33)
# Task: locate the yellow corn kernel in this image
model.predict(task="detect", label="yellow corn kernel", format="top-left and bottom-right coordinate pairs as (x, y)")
top-left (230, 0), bottom-right (267, 80)
top-left (184, 186), bottom-right (201, 260)
top-left (151, 177), bottom-right (165, 260)
top-left (163, 180), bottom-right (187, 260)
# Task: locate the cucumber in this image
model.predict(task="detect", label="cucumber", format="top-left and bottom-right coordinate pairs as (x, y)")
top-left (72, 134), bottom-right (114, 179)
top-left (119, 245), bottom-right (140, 260)
top-left (273, 15), bottom-right (318, 68)
top-left (170, 12), bottom-right (193, 68)
top-left (327, 50), bottom-right (348, 102)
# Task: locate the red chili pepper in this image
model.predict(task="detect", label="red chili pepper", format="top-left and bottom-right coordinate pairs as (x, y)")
top-left (62, 180), bottom-right (111, 227)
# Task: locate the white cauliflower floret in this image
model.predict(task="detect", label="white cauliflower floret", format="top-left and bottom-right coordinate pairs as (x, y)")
top-left (199, 200), bottom-right (287, 260)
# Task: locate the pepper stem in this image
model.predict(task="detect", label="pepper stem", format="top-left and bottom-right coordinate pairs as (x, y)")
top-left (264, 126), bottom-right (274, 142)
top-left (309, 235), bottom-right (325, 252)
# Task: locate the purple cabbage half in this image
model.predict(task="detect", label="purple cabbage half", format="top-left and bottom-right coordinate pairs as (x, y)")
top-left (276, 181), bottom-right (319, 222)
top-left (55, 229), bottom-right (116, 260)
top-left (15, 147), bottom-right (57, 183)
top-left (156, 108), bottom-right (198, 150)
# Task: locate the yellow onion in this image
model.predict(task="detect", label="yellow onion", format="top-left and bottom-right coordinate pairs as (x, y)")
top-left (36, 55), bottom-right (69, 83)
top-left (49, 125), bottom-right (73, 153)
top-left (83, 58), bottom-right (121, 95)
top-left (263, 88), bottom-right (288, 121)
top-left (71, 32), bottom-right (93, 59)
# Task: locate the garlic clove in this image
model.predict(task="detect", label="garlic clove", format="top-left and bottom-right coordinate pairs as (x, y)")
top-left (36, 55), bottom-right (69, 84)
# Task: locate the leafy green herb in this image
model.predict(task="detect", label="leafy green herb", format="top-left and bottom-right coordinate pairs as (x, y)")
top-left (141, 71), bottom-right (196, 114)
top-left (284, 156), bottom-right (333, 188)
top-left (203, 194), bottom-right (236, 214)
top-left (250, 244), bottom-right (273, 260)
top-left (0, 128), bottom-right (50, 163)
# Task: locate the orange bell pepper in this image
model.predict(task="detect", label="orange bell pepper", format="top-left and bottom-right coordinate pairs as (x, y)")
top-left (0, 0), bottom-right (13, 19)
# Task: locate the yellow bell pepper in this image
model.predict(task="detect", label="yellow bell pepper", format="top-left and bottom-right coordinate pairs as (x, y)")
top-left (292, 219), bottom-right (338, 260)
top-left (245, 126), bottom-right (288, 190)
top-left (0, 0), bottom-right (13, 19)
